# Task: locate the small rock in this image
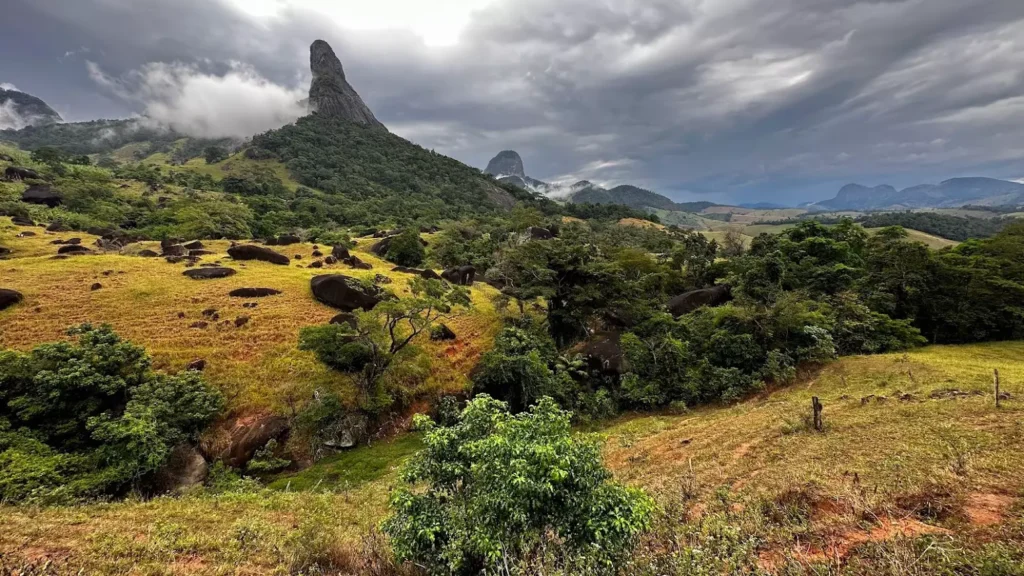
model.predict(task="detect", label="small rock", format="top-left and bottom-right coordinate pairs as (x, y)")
top-left (189, 321), bottom-right (209, 329)
top-left (234, 315), bottom-right (250, 328)
top-left (186, 359), bottom-right (206, 372)
top-left (90, 283), bottom-right (102, 291)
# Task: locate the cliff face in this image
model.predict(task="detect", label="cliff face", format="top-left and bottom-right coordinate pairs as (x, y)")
top-left (307, 40), bottom-right (385, 130)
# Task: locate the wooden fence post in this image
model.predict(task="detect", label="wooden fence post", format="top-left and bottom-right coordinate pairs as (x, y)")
top-left (994, 369), bottom-right (1001, 408)
top-left (812, 396), bottom-right (823, 432)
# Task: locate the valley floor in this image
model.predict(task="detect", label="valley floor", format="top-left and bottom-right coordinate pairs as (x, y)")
top-left (1, 342), bottom-right (1021, 574)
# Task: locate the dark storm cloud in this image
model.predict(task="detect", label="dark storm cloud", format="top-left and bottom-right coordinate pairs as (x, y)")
top-left (2, 0), bottom-right (1024, 203)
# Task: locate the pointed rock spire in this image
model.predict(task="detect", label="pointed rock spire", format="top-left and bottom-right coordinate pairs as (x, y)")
top-left (308, 39), bottom-right (385, 130)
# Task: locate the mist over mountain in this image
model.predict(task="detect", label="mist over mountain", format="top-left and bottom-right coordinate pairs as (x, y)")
top-left (0, 88), bottom-right (62, 130)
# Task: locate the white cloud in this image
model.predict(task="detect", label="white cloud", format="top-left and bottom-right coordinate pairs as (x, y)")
top-left (87, 60), bottom-right (306, 139)
top-left (0, 99), bottom-right (32, 130)
top-left (0, 82), bottom-right (18, 91)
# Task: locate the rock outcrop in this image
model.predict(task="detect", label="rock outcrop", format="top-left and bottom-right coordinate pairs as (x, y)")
top-left (307, 39), bottom-right (386, 130)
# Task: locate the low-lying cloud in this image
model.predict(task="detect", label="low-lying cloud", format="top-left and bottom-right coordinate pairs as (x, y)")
top-left (87, 60), bottom-right (306, 139)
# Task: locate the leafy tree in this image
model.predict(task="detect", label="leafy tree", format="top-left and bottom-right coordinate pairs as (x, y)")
top-left (385, 229), bottom-right (426, 267)
top-left (0, 325), bottom-right (222, 503)
top-left (300, 278), bottom-right (470, 412)
top-left (203, 145), bottom-right (229, 164)
top-left (384, 395), bottom-right (654, 574)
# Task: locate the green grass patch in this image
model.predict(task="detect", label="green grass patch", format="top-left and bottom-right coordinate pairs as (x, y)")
top-left (268, 434), bottom-right (423, 491)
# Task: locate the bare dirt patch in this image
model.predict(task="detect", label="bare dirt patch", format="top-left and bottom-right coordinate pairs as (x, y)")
top-left (964, 493), bottom-right (1015, 527)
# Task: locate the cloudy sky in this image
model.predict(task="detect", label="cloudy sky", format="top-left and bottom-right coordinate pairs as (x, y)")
top-left (2, 0), bottom-right (1024, 205)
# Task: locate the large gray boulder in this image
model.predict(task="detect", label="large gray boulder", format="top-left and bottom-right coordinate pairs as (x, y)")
top-left (0, 288), bottom-right (23, 311)
top-left (150, 445), bottom-right (208, 493)
top-left (228, 244), bottom-right (290, 265)
top-left (310, 274), bottom-right (385, 312)
top-left (22, 185), bottom-right (62, 207)
top-left (668, 285), bottom-right (733, 317)
top-left (307, 39), bottom-right (386, 129)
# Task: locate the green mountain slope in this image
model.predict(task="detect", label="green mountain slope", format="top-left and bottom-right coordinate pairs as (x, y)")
top-left (250, 115), bottom-right (528, 220)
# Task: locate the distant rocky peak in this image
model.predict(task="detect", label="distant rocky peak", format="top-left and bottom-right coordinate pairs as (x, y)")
top-left (307, 39), bottom-right (385, 130)
top-left (485, 150), bottom-right (526, 178)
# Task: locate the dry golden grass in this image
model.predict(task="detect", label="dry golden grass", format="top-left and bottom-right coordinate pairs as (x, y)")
top-left (617, 218), bottom-right (666, 230)
top-left (0, 341), bottom-right (1021, 573)
top-left (0, 219), bottom-right (502, 414)
top-left (599, 341), bottom-right (1024, 560)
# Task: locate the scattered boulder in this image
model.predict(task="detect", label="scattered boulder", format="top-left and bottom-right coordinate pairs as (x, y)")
top-left (324, 255), bottom-right (338, 265)
top-left (526, 226), bottom-right (554, 240)
top-left (329, 312), bottom-right (358, 329)
top-left (57, 244), bottom-right (90, 255)
top-left (331, 245), bottom-right (350, 260)
top-left (183, 241), bottom-right (205, 250)
top-left (16, 231), bottom-right (36, 237)
top-left (309, 260), bottom-right (323, 269)
top-left (373, 274), bottom-right (392, 285)
top-left (242, 302), bottom-right (258, 309)
top-left (183, 267), bottom-right (236, 280)
top-left (276, 234), bottom-right (301, 246)
top-left (186, 359), bottom-right (207, 371)
top-left (0, 153), bottom-right (13, 162)
top-left (370, 236), bottom-right (394, 256)
top-left (90, 283), bottom-right (102, 291)
top-left (149, 445), bottom-right (208, 494)
top-left (574, 331), bottom-right (627, 375)
top-left (208, 414), bottom-right (290, 468)
top-left (421, 269), bottom-right (443, 281)
top-left (229, 287), bottom-right (281, 298)
top-left (0, 246), bottom-right (10, 257)
top-left (189, 249), bottom-right (214, 256)
top-left (202, 308), bottom-right (219, 319)
top-left (312, 250), bottom-right (323, 257)
top-left (95, 238), bottom-right (122, 251)
top-left (5, 166), bottom-right (42, 181)
top-left (137, 249), bottom-right (159, 257)
top-left (310, 274), bottom-right (385, 312)
top-left (21, 185), bottom-right (62, 207)
top-left (668, 285), bottom-right (733, 317)
top-left (343, 255), bottom-right (372, 269)
top-left (0, 288), bottom-right (23, 311)
top-left (430, 323), bottom-right (457, 341)
top-left (294, 254), bottom-right (303, 260)
top-left (321, 413), bottom-right (370, 451)
top-left (234, 315), bottom-right (250, 328)
top-left (442, 265), bottom-right (476, 286)
top-left (162, 243), bottom-right (188, 257)
top-left (11, 216), bottom-right (34, 226)
top-left (189, 321), bottom-right (209, 329)
top-left (46, 221), bottom-right (70, 232)
top-left (227, 244), bottom-right (290, 265)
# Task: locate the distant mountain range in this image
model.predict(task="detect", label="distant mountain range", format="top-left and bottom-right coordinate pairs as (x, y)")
top-left (483, 150), bottom-right (715, 213)
top-left (0, 88), bottom-right (62, 130)
top-left (814, 178), bottom-right (1024, 210)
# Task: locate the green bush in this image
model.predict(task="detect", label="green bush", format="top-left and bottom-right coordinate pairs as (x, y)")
top-left (0, 325), bottom-right (223, 503)
top-left (384, 395), bottom-right (654, 574)
top-left (385, 229), bottom-right (426, 267)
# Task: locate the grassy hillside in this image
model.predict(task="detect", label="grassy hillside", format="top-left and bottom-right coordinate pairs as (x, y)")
top-left (0, 217), bottom-right (503, 415)
top-left (1, 341), bottom-right (1020, 574)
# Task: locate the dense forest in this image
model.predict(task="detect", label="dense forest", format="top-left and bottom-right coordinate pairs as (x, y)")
top-left (855, 211), bottom-right (1014, 240)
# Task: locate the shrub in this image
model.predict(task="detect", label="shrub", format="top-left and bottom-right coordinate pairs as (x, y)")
top-left (384, 396), bottom-right (654, 574)
top-left (0, 324), bottom-right (223, 503)
top-left (385, 229), bottom-right (426, 267)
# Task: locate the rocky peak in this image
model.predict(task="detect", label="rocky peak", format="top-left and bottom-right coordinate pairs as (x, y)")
top-left (0, 88), bottom-right (62, 130)
top-left (307, 40), bottom-right (385, 130)
top-left (485, 150), bottom-right (526, 178)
